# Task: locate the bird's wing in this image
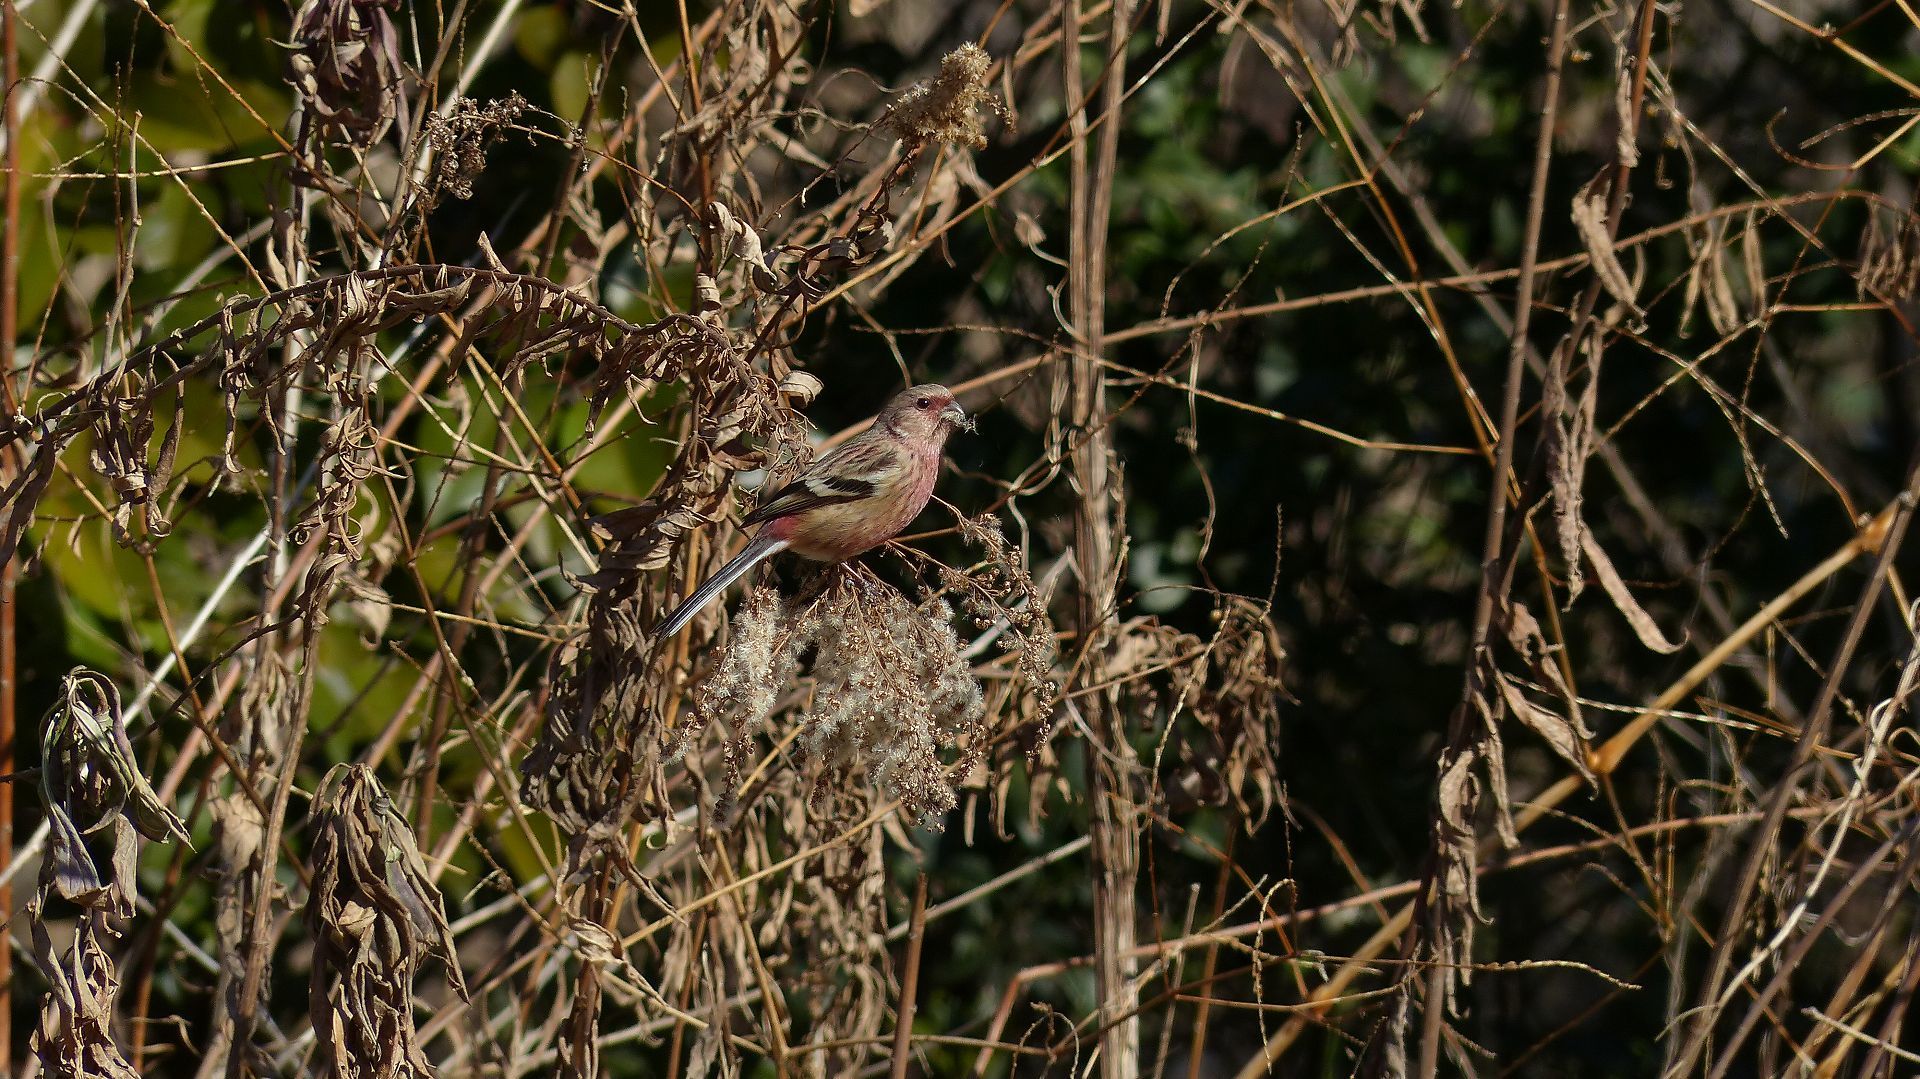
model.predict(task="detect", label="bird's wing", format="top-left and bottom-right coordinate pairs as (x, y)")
top-left (741, 437), bottom-right (900, 526)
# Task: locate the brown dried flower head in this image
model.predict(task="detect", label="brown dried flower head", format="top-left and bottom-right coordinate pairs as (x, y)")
top-left (885, 43), bottom-right (1004, 151)
top-left (423, 93), bottom-right (530, 204)
top-left (695, 572), bottom-right (987, 826)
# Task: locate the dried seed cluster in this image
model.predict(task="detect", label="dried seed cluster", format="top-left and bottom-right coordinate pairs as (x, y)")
top-left (423, 93), bottom-right (529, 203)
top-left (696, 573), bottom-right (987, 826)
top-left (886, 43), bottom-right (1004, 151)
top-left (947, 513), bottom-right (1057, 703)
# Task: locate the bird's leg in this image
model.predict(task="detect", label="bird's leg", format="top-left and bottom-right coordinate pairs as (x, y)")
top-left (791, 561), bottom-right (837, 609)
top-left (839, 561), bottom-right (890, 611)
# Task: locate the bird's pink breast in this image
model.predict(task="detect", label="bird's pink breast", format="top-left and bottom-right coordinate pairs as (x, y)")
top-left (782, 442), bottom-right (940, 561)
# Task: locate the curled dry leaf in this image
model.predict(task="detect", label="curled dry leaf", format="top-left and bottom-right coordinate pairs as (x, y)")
top-left (1571, 181), bottom-right (1643, 321)
top-left (1498, 674), bottom-right (1596, 785)
top-left (38, 667), bottom-right (188, 912)
top-left (29, 668), bottom-right (186, 1079)
top-left (29, 895), bottom-right (140, 1079)
top-left (1612, 52), bottom-right (1641, 169)
top-left (1582, 530), bottom-right (1685, 654)
top-left (1428, 734), bottom-right (1491, 1019)
top-left (306, 764), bottom-right (467, 1079)
top-left (85, 374), bottom-right (178, 547)
top-left (1501, 599), bottom-right (1584, 734)
top-left (289, 0), bottom-right (408, 151)
top-left (777, 370), bottom-right (825, 408)
top-left (705, 202), bottom-right (778, 293)
top-left (1186, 598), bottom-right (1290, 827)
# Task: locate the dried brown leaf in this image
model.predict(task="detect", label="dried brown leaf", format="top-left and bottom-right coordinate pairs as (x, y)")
top-left (1497, 674), bottom-right (1596, 785)
top-left (1571, 182), bottom-right (1642, 320)
top-left (1582, 530), bottom-right (1685, 654)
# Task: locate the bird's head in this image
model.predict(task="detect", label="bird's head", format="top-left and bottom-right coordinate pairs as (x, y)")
top-left (881, 384), bottom-right (971, 442)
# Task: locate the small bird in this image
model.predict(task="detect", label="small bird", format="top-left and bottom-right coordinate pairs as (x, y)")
top-left (653, 383), bottom-right (971, 641)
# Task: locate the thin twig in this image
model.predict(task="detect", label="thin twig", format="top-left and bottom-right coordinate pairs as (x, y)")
top-left (889, 873), bottom-right (929, 1079)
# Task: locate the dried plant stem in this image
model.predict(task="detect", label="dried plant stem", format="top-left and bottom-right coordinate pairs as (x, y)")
top-left (1231, 43), bottom-right (1872, 705)
top-left (888, 873), bottom-right (928, 1079)
top-left (1570, 496), bottom-right (1900, 787)
top-left (711, 844), bottom-right (794, 1070)
top-left (412, 360), bottom-right (525, 846)
top-left (1063, 0), bottom-right (1142, 1075)
top-left (0, 565), bottom-right (12, 1072)
top-left (1239, 490), bottom-right (1901, 1073)
top-left (13, 3), bottom-right (1910, 1072)
top-left (1185, 827), bottom-right (1237, 1078)
top-left (1711, 824), bottom-right (1918, 1076)
top-left (1672, 464), bottom-right (1920, 1076)
top-left (1102, 191), bottom-right (1876, 345)
top-left (980, 808), bottom-right (1795, 1078)
top-left (886, 835), bottom-right (1090, 939)
top-left (1289, 7), bottom-right (1799, 730)
top-left (664, 912), bottom-right (709, 1079)
top-left (1473, 0), bottom-right (1572, 677)
top-left (1415, 0), bottom-right (1572, 1070)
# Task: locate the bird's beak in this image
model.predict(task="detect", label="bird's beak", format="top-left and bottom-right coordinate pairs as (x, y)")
top-left (943, 402), bottom-right (973, 432)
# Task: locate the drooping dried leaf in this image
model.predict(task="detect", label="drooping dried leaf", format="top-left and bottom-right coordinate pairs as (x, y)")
top-left (1498, 674), bottom-right (1596, 785)
top-left (1571, 181), bottom-right (1642, 320)
top-left (1582, 530), bottom-right (1685, 654)
top-left (1430, 732), bottom-right (1487, 1011)
top-left (37, 668), bottom-right (188, 914)
top-left (1500, 599), bottom-right (1583, 732)
top-left (289, 0), bottom-right (409, 152)
top-left (306, 764), bottom-right (467, 1079)
top-left (28, 669), bottom-right (185, 1078)
top-left (29, 898), bottom-right (140, 1079)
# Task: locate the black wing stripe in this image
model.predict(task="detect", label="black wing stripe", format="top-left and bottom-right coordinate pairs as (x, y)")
top-left (738, 438), bottom-right (894, 526)
top-left (740, 476), bottom-right (875, 527)
top-left (810, 474), bottom-right (879, 496)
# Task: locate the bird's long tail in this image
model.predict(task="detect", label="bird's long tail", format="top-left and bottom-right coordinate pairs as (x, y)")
top-left (653, 534), bottom-right (789, 643)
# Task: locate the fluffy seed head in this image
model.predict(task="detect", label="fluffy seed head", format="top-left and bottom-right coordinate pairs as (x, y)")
top-left (695, 571), bottom-right (986, 827)
top-left (886, 44), bottom-right (1002, 151)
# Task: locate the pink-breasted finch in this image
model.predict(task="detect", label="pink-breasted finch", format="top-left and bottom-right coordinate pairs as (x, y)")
top-left (653, 384), bottom-right (971, 641)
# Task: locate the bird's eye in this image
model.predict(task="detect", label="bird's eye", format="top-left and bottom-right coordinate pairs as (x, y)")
top-left (915, 396), bottom-right (931, 410)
